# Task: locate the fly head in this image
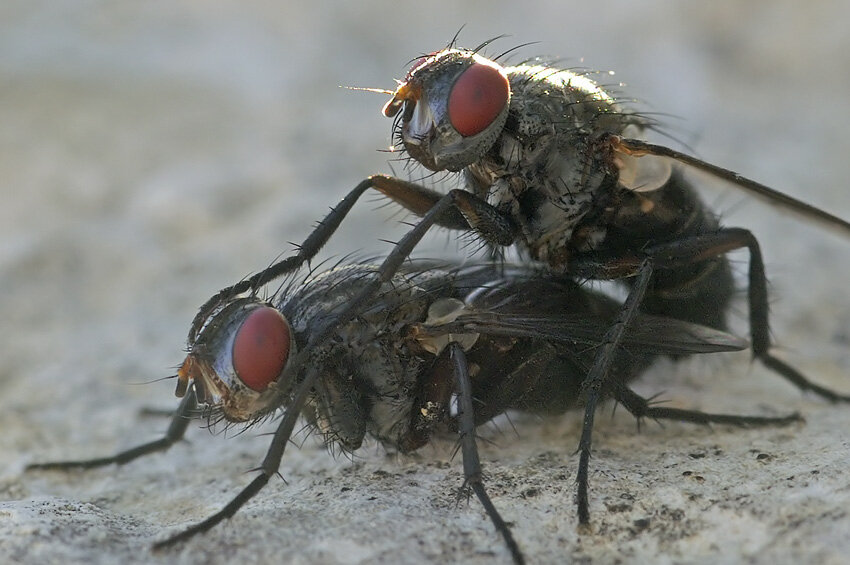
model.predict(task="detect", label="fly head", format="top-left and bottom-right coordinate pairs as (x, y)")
top-left (383, 49), bottom-right (510, 172)
top-left (176, 297), bottom-right (297, 423)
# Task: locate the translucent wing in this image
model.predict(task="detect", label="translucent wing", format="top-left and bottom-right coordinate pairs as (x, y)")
top-left (445, 310), bottom-right (748, 355)
top-left (414, 269), bottom-right (748, 356)
top-left (612, 137), bottom-right (850, 238)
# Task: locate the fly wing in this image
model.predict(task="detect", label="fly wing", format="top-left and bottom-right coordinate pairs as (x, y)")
top-left (412, 263), bottom-right (746, 355)
top-left (428, 268), bottom-right (748, 355)
top-left (613, 137), bottom-right (850, 238)
top-left (445, 310), bottom-right (748, 355)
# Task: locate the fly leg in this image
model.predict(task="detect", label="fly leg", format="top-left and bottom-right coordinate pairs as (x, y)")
top-left (191, 178), bottom-right (375, 342)
top-left (575, 258), bottom-right (653, 525)
top-left (190, 175), bottom-right (514, 343)
top-left (369, 175), bottom-right (518, 246)
top-left (449, 342), bottom-right (524, 565)
top-left (152, 356), bottom-right (317, 549)
top-left (27, 390), bottom-right (198, 471)
top-left (569, 228), bottom-right (850, 402)
top-left (305, 188), bottom-right (516, 349)
top-left (613, 384), bottom-right (803, 427)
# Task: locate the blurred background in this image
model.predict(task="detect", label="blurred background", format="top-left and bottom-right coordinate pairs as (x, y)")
top-left (2, 1), bottom-right (849, 564)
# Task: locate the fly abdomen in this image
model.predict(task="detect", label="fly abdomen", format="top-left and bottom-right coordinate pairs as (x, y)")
top-left (605, 168), bottom-right (735, 330)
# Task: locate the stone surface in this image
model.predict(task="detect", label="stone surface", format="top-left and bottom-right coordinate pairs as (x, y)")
top-left (2, 2), bottom-right (849, 564)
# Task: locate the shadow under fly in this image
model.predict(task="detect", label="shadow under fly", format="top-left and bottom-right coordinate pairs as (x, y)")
top-left (29, 260), bottom-right (799, 564)
top-left (190, 37), bottom-right (850, 535)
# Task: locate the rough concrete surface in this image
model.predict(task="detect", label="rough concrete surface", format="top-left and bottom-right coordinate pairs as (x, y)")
top-left (2, 2), bottom-right (849, 564)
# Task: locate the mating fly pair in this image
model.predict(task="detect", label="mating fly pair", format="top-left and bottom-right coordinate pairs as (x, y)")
top-left (188, 36), bottom-right (850, 534)
top-left (29, 37), bottom-right (850, 564)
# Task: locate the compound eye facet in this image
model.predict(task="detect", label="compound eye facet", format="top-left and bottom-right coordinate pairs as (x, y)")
top-left (447, 62), bottom-right (509, 137)
top-left (232, 307), bottom-right (291, 392)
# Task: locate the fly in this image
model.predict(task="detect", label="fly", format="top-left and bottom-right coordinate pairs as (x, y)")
top-left (188, 37), bottom-right (850, 531)
top-left (27, 260), bottom-right (782, 564)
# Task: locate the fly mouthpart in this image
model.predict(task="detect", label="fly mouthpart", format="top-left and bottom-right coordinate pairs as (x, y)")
top-left (176, 353), bottom-right (224, 405)
top-left (383, 82), bottom-right (420, 118)
top-left (382, 97), bottom-right (404, 118)
top-left (175, 355), bottom-right (198, 398)
top-left (405, 90), bottom-right (436, 146)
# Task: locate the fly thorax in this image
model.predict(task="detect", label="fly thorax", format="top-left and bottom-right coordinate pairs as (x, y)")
top-left (279, 265), bottom-right (436, 449)
top-left (308, 347), bottom-right (368, 452)
top-left (468, 128), bottom-right (607, 265)
top-left (471, 63), bottom-right (635, 264)
top-left (344, 280), bottom-right (433, 448)
top-left (526, 198), bottom-right (590, 263)
top-left (306, 301), bottom-right (429, 451)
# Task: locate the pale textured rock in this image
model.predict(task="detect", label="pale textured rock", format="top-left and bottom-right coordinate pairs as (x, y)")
top-left (2, 2), bottom-right (850, 564)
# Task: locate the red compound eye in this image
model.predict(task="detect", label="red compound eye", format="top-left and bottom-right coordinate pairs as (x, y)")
top-left (447, 62), bottom-right (509, 137)
top-left (232, 307), bottom-right (291, 392)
